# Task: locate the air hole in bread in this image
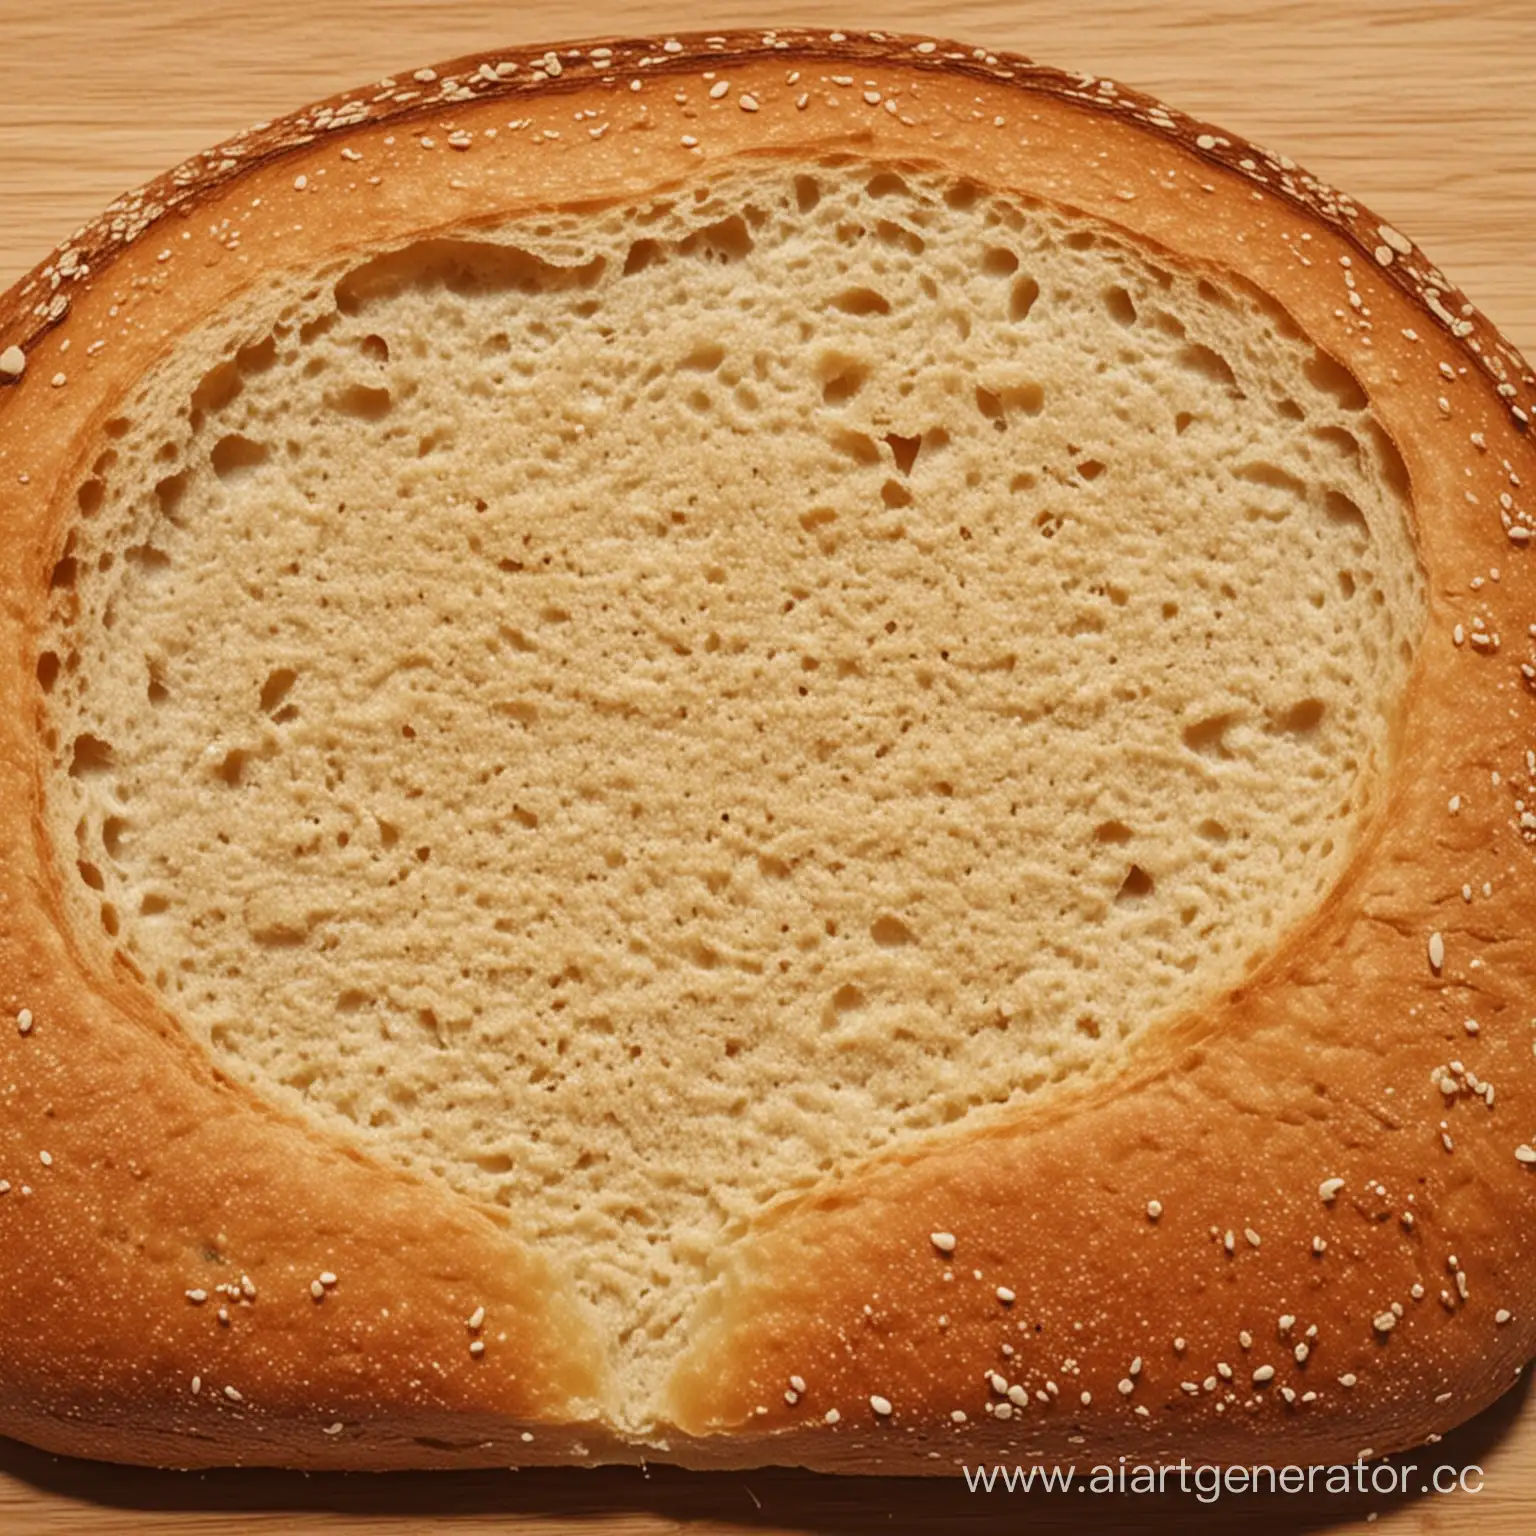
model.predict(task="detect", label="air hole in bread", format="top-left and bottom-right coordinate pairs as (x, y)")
top-left (68, 733), bottom-right (113, 778)
top-left (1010, 275), bottom-right (1041, 322)
top-left (1273, 697), bottom-right (1326, 735)
top-left (327, 383), bottom-right (392, 421)
top-left (818, 353), bottom-right (868, 406)
top-left (1103, 285), bottom-right (1137, 326)
top-left (875, 219), bottom-right (924, 255)
top-left (1313, 424), bottom-right (1362, 461)
top-left (1182, 713), bottom-right (1236, 759)
top-left (869, 914), bottom-right (915, 948)
top-left (210, 434), bottom-right (270, 480)
top-left (829, 287), bottom-right (891, 317)
top-left (1238, 460), bottom-right (1306, 497)
top-left (1324, 490), bottom-right (1370, 535)
top-left (678, 214), bottom-right (754, 263)
top-left (1094, 820), bottom-right (1134, 845)
top-left (191, 359), bottom-right (244, 415)
top-left (259, 669), bottom-right (298, 715)
top-left (76, 478), bottom-right (106, 517)
top-left (1177, 343), bottom-right (1240, 392)
top-left (1304, 351), bottom-right (1368, 411)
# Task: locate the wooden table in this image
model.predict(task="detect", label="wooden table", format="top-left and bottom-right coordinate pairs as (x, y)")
top-left (1, 2), bottom-right (1532, 1530)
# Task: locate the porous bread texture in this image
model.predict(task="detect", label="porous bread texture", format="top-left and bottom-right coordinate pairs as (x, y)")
top-left (39, 161), bottom-right (1424, 1417)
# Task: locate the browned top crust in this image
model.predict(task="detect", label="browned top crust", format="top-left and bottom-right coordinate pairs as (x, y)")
top-left (1, 27), bottom-right (1535, 1474)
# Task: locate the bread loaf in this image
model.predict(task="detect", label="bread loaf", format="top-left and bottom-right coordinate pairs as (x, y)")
top-left (0, 27), bottom-right (1533, 1474)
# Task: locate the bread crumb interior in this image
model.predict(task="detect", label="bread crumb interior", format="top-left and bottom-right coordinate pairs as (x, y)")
top-left (37, 162), bottom-right (1425, 1409)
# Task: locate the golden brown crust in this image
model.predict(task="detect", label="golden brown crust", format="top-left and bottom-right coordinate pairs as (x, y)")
top-left (1, 27), bottom-right (1534, 1472)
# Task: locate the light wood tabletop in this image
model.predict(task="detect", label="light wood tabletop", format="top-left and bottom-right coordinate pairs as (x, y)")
top-left (1, 2), bottom-right (1533, 1531)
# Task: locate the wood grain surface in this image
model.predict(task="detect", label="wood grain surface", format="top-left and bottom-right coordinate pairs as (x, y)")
top-left (1, 2), bottom-right (1533, 1532)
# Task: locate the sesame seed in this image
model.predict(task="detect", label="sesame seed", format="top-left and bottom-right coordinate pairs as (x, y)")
top-left (1497, 1309), bottom-right (1512, 1324)
top-left (739, 94), bottom-right (759, 112)
top-left (709, 80), bottom-right (730, 99)
top-left (293, 175), bottom-right (308, 191)
top-left (1339, 1373), bottom-right (1357, 1388)
top-left (995, 1286), bottom-right (1015, 1304)
top-left (1253, 1365), bottom-right (1275, 1384)
top-left (38, 1151), bottom-right (51, 1168)
top-left (0, 346), bottom-right (25, 378)
top-left (16, 1009), bottom-right (33, 1035)
top-left (1146, 1199), bottom-right (1162, 1220)
top-left (186, 1289), bottom-right (207, 1304)
top-left (310, 1281), bottom-right (324, 1299)
top-left (989, 1372), bottom-right (1008, 1394)
top-left (1118, 1379), bottom-right (1134, 1396)
top-left (929, 1231), bottom-right (956, 1253)
top-left (323, 1422), bottom-right (344, 1435)
top-left (1223, 1230), bottom-right (1235, 1254)
top-left (1245, 1228), bottom-right (1261, 1248)
top-left (469, 1340), bottom-right (485, 1357)
top-left (1007, 1384), bottom-right (1028, 1407)
top-left (824, 1407), bottom-right (840, 1424)
top-left (869, 1395), bottom-right (893, 1417)
top-left (1320, 1178), bottom-right (1345, 1202)
top-left (679, 135), bottom-right (699, 148)
top-left (1516, 1145), bottom-right (1536, 1164)
top-left (223, 1386), bottom-right (243, 1402)
top-left (1080, 1391), bottom-right (1092, 1406)
top-left (1373, 1311), bottom-right (1397, 1333)
top-left (50, 372), bottom-right (66, 388)
top-left (1295, 1342), bottom-right (1310, 1363)
top-left (1429, 932), bottom-right (1446, 972)
top-left (190, 1376), bottom-right (201, 1395)
top-left (319, 1272), bottom-right (337, 1287)
top-left (950, 1409), bottom-right (966, 1423)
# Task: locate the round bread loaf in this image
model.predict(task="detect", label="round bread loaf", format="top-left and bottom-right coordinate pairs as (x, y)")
top-left (0, 28), bottom-right (1533, 1474)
